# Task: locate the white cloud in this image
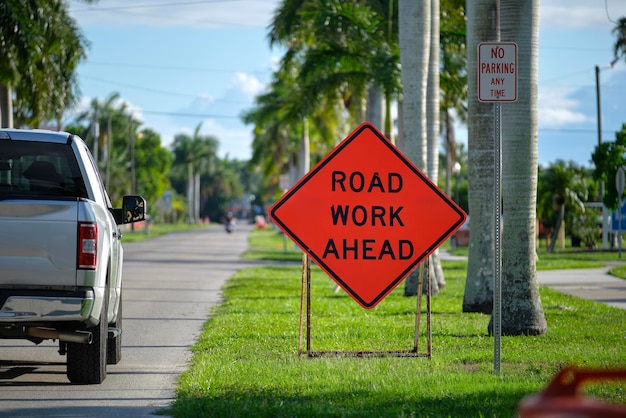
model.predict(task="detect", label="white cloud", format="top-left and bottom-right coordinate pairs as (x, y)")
top-left (538, 86), bottom-right (588, 127)
top-left (197, 93), bottom-right (215, 103)
top-left (541, 0), bottom-right (626, 30)
top-left (232, 72), bottom-right (264, 97)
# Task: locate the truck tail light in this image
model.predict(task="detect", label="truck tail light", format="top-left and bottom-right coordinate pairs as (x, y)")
top-left (78, 222), bottom-right (98, 269)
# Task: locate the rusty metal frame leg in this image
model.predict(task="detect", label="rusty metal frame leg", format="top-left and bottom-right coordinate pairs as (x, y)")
top-left (298, 253), bottom-right (308, 357)
top-left (413, 256), bottom-right (432, 359)
top-left (413, 262), bottom-right (424, 352)
top-left (426, 256), bottom-right (432, 359)
top-left (305, 254), bottom-right (311, 356)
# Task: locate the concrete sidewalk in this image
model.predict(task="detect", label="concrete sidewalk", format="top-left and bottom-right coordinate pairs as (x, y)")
top-left (439, 250), bottom-right (626, 310)
top-left (536, 267), bottom-right (626, 310)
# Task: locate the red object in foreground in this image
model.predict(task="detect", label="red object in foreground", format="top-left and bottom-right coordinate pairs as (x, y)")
top-left (518, 365), bottom-right (626, 418)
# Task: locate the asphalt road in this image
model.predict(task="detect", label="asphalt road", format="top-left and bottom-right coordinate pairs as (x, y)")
top-left (0, 223), bottom-right (254, 417)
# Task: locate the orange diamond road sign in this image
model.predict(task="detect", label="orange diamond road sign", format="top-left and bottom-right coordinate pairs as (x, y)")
top-left (269, 122), bottom-right (466, 309)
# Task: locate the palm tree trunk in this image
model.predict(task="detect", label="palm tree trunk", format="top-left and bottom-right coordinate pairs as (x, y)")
top-left (399, 0), bottom-right (431, 296)
top-left (194, 172), bottom-right (201, 223)
top-left (500, 0), bottom-right (546, 336)
top-left (384, 0), bottom-right (395, 143)
top-left (0, 84), bottom-right (13, 128)
top-left (547, 204), bottom-right (565, 253)
top-left (427, 0), bottom-right (445, 294)
top-left (396, 100), bottom-right (404, 151)
top-left (187, 162), bottom-right (194, 224)
top-left (366, 86), bottom-right (384, 131)
top-left (462, 0), bottom-right (499, 314)
top-left (301, 118), bottom-right (310, 177)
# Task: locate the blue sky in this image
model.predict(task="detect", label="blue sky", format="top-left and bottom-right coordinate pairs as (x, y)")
top-left (67, 0), bottom-right (626, 167)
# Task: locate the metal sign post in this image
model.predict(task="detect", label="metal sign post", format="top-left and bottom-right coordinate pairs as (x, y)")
top-left (478, 42), bottom-right (517, 375)
top-left (493, 103), bottom-right (502, 375)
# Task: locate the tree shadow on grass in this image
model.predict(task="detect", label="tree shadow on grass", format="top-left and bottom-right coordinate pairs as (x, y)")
top-left (169, 387), bottom-right (530, 418)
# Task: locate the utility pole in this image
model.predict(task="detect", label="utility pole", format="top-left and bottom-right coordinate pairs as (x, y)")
top-left (596, 61), bottom-right (617, 249)
top-left (129, 115), bottom-right (135, 196)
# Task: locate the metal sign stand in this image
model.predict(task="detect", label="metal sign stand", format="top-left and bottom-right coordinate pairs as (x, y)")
top-left (297, 254), bottom-right (432, 359)
top-left (493, 103), bottom-right (503, 375)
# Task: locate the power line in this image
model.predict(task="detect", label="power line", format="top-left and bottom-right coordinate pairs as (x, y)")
top-left (605, 0), bottom-right (619, 24)
top-left (541, 45), bottom-right (613, 52)
top-left (81, 75), bottom-right (253, 104)
top-left (70, 0), bottom-right (270, 28)
top-left (141, 110), bottom-right (241, 119)
top-left (539, 128), bottom-right (618, 135)
top-left (71, 0), bottom-right (246, 13)
top-left (86, 60), bottom-right (268, 75)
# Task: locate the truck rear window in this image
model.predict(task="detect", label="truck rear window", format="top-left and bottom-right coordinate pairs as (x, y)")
top-left (0, 140), bottom-right (88, 198)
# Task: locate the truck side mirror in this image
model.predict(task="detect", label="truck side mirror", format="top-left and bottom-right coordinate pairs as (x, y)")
top-left (122, 195), bottom-right (146, 224)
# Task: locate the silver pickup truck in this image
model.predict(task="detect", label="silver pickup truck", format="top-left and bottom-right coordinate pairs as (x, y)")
top-left (0, 128), bottom-right (146, 384)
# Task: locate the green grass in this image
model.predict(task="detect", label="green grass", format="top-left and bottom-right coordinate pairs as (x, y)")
top-left (448, 242), bottom-right (615, 270)
top-left (241, 227), bottom-right (304, 262)
top-left (120, 222), bottom-right (208, 243)
top-left (611, 263), bottom-right (626, 279)
top-left (168, 228), bottom-right (626, 418)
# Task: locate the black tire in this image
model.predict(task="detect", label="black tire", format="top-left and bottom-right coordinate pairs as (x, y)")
top-left (107, 294), bottom-right (122, 365)
top-left (66, 288), bottom-right (108, 384)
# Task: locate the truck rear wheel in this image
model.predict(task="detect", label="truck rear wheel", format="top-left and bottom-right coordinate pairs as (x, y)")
top-left (66, 291), bottom-right (108, 384)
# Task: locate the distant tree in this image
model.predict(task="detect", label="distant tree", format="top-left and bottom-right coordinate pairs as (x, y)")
top-left (591, 123), bottom-right (626, 211)
top-left (134, 129), bottom-right (172, 210)
top-left (71, 92), bottom-right (142, 204)
top-left (537, 161), bottom-right (589, 252)
top-left (171, 124), bottom-right (218, 223)
top-left (202, 158), bottom-right (245, 222)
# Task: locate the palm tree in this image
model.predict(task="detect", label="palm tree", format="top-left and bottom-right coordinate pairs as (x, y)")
top-left (202, 158), bottom-right (245, 221)
top-left (171, 124), bottom-right (218, 224)
top-left (612, 17), bottom-right (626, 62)
top-left (243, 65), bottom-right (317, 193)
top-left (591, 126), bottom-right (626, 211)
top-left (499, 0), bottom-right (546, 336)
top-left (462, 0), bottom-right (499, 314)
top-left (538, 161), bottom-right (588, 253)
top-left (0, 0), bottom-right (89, 128)
top-left (72, 92), bottom-right (143, 198)
top-left (269, 0), bottom-right (401, 142)
top-left (133, 128), bottom-right (173, 209)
